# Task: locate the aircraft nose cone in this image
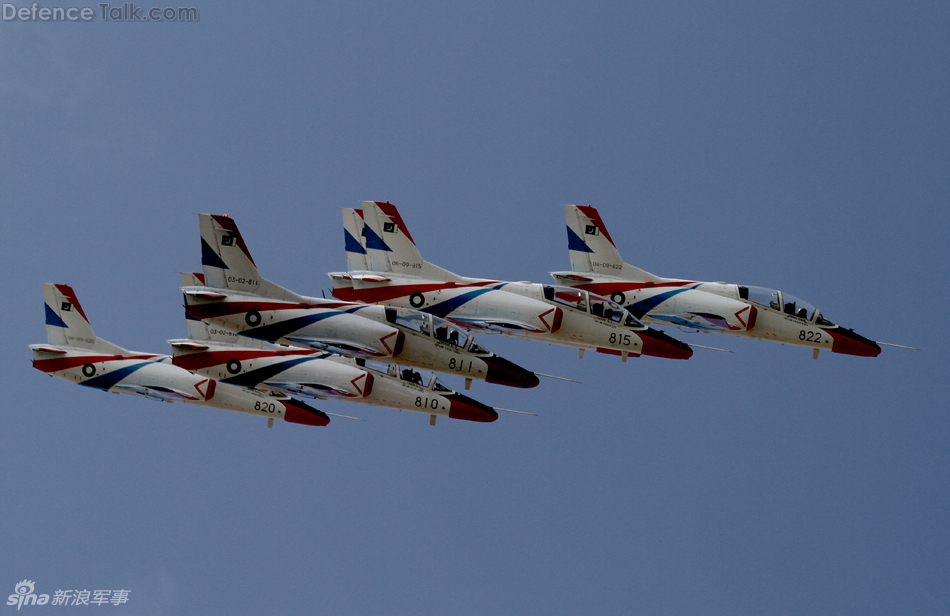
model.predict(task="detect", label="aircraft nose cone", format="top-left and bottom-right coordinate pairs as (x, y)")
top-left (825, 327), bottom-right (882, 357)
top-left (483, 356), bottom-right (540, 389)
top-left (282, 399), bottom-right (331, 426)
top-left (447, 394), bottom-right (499, 422)
top-left (639, 328), bottom-right (693, 360)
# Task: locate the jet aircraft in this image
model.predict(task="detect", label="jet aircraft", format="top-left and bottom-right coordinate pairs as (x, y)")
top-left (327, 202), bottom-right (692, 361)
top-left (186, 214), bottom-right (538, 389)
top-left (168, 316), bottom-right (498, 423)
top-left (30, 283), bottom-right (329, 427)
top-left (549, 205), bottom-right (881, 358)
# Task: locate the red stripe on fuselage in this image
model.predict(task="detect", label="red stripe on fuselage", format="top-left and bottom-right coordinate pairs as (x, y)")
top-left (171, 348), bottom-right (319, 371)
top-left (351, 280), bottom-right (501, 304)
top-left (571, 280), bottom-right (698, 296)
top-left (33, 354), bottom-right (162, 373)
top-left (185, 300), bottom-right (353, 320)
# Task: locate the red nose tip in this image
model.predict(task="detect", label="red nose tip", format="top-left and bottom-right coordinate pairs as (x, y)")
top-left (483, 356), bottom-right (540, 389)
top-left (825, 328), bottom-right (882, 357)
top-left (447, 394), bottom-right (498, 422)
top-left (639, 328), bottom-right (693, 360)
top-left (282, 399), bottom-right (330, 426)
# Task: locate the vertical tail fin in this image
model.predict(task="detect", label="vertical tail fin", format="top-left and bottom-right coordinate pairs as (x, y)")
top-left (361, 201), bottom-right (424, 274)
top-left (199, 214), bottom-right (263, 292)
top-left (197, 214), bottom-right (302, 301)
top-left (42, 283), bottom-right (127, 353)
top-left (563, 205), bottom-right (660, 282)
top-left (359, 201), bottom-right (465, 282)
top-left (342, 208), bottom-right (369, 272)
top-left (180, 272), bottom-right (212, 341)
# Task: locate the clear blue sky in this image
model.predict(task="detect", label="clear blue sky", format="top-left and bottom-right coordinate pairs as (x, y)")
top-left (2, 2), bottom-right (947, 614)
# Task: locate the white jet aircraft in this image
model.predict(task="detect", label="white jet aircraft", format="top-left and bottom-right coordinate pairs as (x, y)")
top-left (186, 214), bottom-right (538, 389)
top-left (327, 202), bottom-right (693, 361)
top-left (31, 283), bottom-right (329, 427)
top-left (168, 312), bottom-right (499, 423)
top-left (549, 205), bottom-right (882, 358)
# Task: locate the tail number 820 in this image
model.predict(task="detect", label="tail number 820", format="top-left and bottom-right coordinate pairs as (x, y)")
top-left (255, 401), bottom-right (277, 413)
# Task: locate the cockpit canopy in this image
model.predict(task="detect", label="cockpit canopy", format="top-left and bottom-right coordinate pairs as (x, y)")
top-left (542, 285), bottom-right (643, 327)
top-left (738, 286), bottom-right (833, 325)
top-left (385, 307), bottom-right (487, 353)
top-left (394, 366), bottom-right (453, 392)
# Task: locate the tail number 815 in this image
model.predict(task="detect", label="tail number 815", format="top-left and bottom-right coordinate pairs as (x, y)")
top-left (609, 333), bottom-right (633, 346)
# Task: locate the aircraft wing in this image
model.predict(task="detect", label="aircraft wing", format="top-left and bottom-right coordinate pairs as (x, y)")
top-left (281, 336), bottom-right (397, 358)
top-left (259, 380), bottom-right (363, 399)
top-left (446, 317), bottom-right (548, 334)
top-left (113, 384), bottom-right (202, 402)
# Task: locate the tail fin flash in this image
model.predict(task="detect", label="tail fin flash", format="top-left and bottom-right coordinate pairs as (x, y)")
top-left (42, 283), bottom-right (127, 354)
top-left (199, 214), bottom-right (263, 292)
top-left (564, 205), bottom-right (660, 282)
top-left (342, 208), bottom-right (368, 271)
top-left (196, 214), bottom-right (302, 301)
top-left (361, 201), bottom-right (424, 274)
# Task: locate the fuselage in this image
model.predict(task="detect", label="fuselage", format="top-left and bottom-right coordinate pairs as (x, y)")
top-left (330, 272), bottom-right (692, 360)
top-left (550, 272), bottom-right (880, 357)
top-left (168, 339), bottom-right (499, 422)
top-left (30, 344), bottom-right (330, 425)
top-left (183, 287), bottom-right (539, 387)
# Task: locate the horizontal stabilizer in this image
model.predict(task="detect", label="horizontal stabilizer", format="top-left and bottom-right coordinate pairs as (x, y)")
top-left (447, 317), bottom-right (548, 334)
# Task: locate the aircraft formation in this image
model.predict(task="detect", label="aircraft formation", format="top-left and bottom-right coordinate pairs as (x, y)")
top-left (32, 204), bottom-right (898, 429)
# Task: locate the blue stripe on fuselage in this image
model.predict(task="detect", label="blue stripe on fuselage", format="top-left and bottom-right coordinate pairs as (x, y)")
top-left (239, 311), bottom-right (342, 343)
top-left (221, 355), bottom-right (318, 388)
top-left (79, 361), bottom-right (154, 391)
top-left (626, 286), bottom-right (698, 319)
top-left (421, 284), bottom-right (507, 319)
